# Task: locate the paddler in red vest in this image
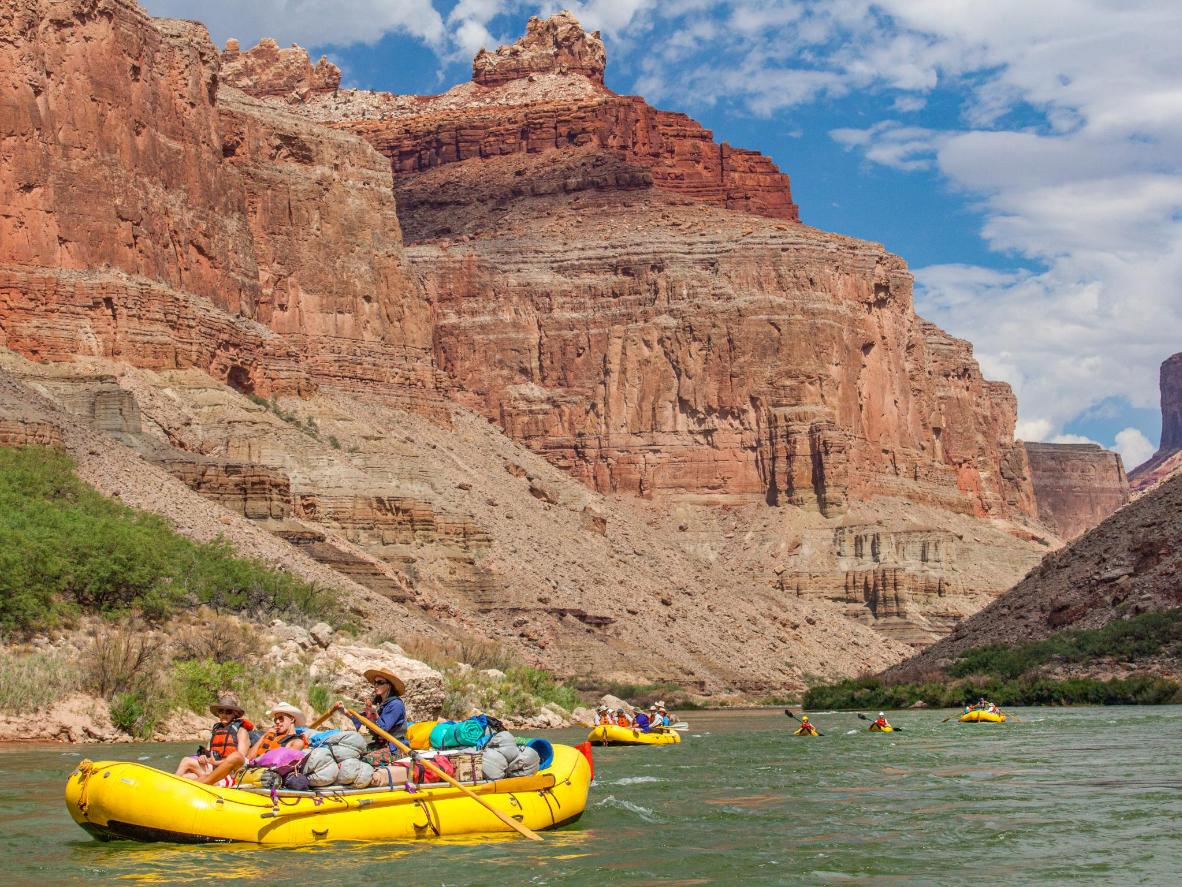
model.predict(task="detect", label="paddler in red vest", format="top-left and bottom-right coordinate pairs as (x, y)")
top-left (797, 715), bottom-right (819, 736)
top-left (872, 712), bottom-right (891, 730)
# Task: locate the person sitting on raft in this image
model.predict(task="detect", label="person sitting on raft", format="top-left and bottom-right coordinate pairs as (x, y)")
top-left (248, 702), bottom-right (308, 762)
top-left (871, 711), bottom-right (892, 731)
top-left (175, 693), bottom-right (250, 785)
top-left (596, 705), bottom-right (612, 726)
top-left (658, 706), bottom-right (672, 728)
top-left (614, 708), bottom-right (631, 728)
top-left (796, 715), bottom-right (819, 736)
top-left (634, 708), bottom-right (652, 733)
top-left (334, 668), bottom-right (407, 762)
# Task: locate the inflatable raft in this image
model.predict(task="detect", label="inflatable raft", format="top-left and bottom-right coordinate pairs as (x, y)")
top-left (792, 727), bottom-right (819, 736)
top-left (588, 724), bottom-right (681, 746)
top-left (868, 724), bottom-right (894, 732)
top-left (65, 743), bottom-right (591, 844)
top-left (960, 710), bottom-right (1006, 723)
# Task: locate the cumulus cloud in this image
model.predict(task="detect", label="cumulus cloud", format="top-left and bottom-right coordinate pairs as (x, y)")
top-left (1114, 427), bottom-right (1156, 470)
top-left (140, 0), bottom-right (445, 48)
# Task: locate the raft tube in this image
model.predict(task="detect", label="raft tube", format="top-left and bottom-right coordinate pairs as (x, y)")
top-left (587, 724), bottom-right (681, 746)
top-left (959, 710), bottom-right (1006, 723)
top-left (65, 743), bottom-right (590, 845)
top-left (868, 724), bottom-right (894, 732)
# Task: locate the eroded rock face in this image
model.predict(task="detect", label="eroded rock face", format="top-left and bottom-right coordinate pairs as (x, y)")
top-left (472, 12), bottom-right (606, 86)
top-left (1024, 442), bottom-right (1128, 539)
top-left (220, 37), bottom-right (340, 100)
top-left (1130, 353), bottom-right (1182, 493)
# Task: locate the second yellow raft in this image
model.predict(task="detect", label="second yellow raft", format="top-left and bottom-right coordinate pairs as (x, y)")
top-left (588, 724), bottom-right (681, 746)
top-left (960, 710), bottom-right (1006, 723)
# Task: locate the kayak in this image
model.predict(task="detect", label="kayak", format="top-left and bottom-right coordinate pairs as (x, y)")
top-left (793, 727), bottom-right (819, 736)
top-left (588, 724), bottom-right (681, 746)
top-left (960, 710), bottom-right (1006, 723)
top-left (64, 743), bottom-right (591, 844)
top-left (868, 724), bottom-right (894, 732)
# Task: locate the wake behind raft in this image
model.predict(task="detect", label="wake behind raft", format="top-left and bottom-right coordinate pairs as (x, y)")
top-left (65, 743), bottom-right (592, 844)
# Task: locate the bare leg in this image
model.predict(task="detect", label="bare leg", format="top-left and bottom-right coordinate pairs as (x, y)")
top-left (198, 752), bottom-right (245, 786)
top-left (175, 755), bottom-right (209, 779)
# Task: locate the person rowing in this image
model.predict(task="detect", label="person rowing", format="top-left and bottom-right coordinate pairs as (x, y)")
top-left (796, 715), bottom-right (819, 736)
top-left (871, 711), bottom-right (892, 731)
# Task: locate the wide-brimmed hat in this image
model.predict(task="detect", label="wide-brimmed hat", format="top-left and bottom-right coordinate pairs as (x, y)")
top-left (267, 702), bottom-right (307, 726)
top-left (363, 667), bottom-right (406, 696)
top-left (649, 705), bottom-right (658, 710)
top-left (209, 693), bottom-right (245, 719)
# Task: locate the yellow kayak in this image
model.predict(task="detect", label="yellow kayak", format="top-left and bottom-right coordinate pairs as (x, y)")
top-left (65, 743), bottom-right (590, 844)
top-left (960, 710), bottom-right (1006, 723)
top-left (588, 724), bottom-right (681, 746)
top-left (868, 724), bottom-right (894, 733)
top-left (793, 727), bottom-right (819, 736)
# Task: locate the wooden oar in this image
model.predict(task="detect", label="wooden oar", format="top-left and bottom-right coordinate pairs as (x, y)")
top-left (857, 713), bottom-right (903, 731)
top-left (346, 708), bottom-right (543, 843)
top-left (783, 709), bottom-right (824, 736)
top-left (306, 705), bottom-right (340, 731)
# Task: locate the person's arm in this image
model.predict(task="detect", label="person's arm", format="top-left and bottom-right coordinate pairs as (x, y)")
top-left (236, 726), bottom-right (252, 758)
top-left (378, 698), bottom-right (406, 736)
top-left (246, 732), bottom-right (266, 761)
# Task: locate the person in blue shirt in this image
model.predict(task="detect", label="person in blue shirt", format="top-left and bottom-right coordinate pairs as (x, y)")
top-left (633, 709), bottom-right (652, 732)
top-left (335, 667), bottom-right (407, 761)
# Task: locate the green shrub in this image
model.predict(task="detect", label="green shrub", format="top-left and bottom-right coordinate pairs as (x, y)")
top-left (109, 688), bottom-right (171, 739)
top-left (171, 659), bottom-right (246, 714)
top-left (307, 683), bottom-right (331, 715)
top-left (0, 446), bottom-right (337, 632)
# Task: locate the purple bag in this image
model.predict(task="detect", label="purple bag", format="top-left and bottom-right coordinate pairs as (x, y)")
top-left (254, 746), bottom-right (305, 768)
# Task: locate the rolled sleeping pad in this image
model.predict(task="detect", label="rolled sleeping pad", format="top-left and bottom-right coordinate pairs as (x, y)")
top-left (518, 737), bottom-right (554, 770)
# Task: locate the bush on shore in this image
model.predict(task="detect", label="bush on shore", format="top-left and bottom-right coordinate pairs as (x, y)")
top-left (0, 446), bottom-right (336, 633)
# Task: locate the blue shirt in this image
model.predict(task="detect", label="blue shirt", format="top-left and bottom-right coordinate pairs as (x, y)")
top-left (350, 696), bottom-right (407, 750)
top-left (635, 712), bottom-right (651, 732)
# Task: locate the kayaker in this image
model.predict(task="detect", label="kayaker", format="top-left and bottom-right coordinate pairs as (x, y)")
top-left (335, 667), bottom-right (407, 763)
top-left (872, 711), bottom-right (891, 730)
top-left (796, 715), bottom-right (819, 736)
top-left (248, 702), bottom-right (308, 761)
top-left (175, 693), bottom-right (250, 785)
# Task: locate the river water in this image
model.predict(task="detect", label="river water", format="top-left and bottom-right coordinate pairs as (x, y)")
top-left (3, 707), bottom-right (1180, 886)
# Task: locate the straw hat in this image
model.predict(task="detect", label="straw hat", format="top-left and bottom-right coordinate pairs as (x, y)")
top-left (363, 667), bottom-right (406, 696)
top-left (267, 702), bottom-right (307, 726)
top-left (209, 693), bottom-right (245, 719)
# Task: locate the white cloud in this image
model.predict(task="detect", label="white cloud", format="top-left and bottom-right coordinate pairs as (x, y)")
top-left (1015, 419), bottom-right (1052, 442)
top-left (141, 0), bottom-right (446, 48)
top-left (1113, 427), bottom-right (1156, 470)
top-left (1050, 433), bottom-right (1098, 445)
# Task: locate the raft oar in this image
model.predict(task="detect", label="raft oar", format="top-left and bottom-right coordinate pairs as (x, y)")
top-left (346, 707), bottom-right (543, 843)
top-left (307, 705), bottom-right (341, 731)
top-left (857, 713), bottom-right (903, 731)
top-left (783, 709), bottom-right (824, 736)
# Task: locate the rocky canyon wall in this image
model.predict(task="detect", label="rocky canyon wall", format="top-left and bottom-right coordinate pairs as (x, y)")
top-left (1024, 442), bottom-right (1128, 539)
top-left (1129, 352), bottom-right (1182, 493)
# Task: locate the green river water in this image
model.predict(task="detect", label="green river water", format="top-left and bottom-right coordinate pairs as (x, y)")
top-left (3, 706), bottom-right (1180, 886)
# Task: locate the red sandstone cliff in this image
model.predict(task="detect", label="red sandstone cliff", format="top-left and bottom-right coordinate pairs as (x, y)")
top-left (1129, 352), bottom-right (1182, 493)
top-left (1023, 442), bottom-right (1128, 539)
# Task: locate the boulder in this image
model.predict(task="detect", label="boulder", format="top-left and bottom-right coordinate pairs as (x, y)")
top-left (312, 642), bottom-right (444, 721)
top-left (309, 622), bottom-right (335, 648)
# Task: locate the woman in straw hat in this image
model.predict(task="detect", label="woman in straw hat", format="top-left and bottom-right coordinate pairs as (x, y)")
top-left (175, 693), bottom-right (250, 786)
top-left (247, 702), bottom-right (309, 762)
top-left (334, 667), bottom-right (407, 760)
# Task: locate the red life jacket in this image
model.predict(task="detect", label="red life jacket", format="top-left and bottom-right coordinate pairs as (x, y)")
top-left (874, 718), bottom-right (889, 728)
top-left (209, 719), bottom-right (245, 760)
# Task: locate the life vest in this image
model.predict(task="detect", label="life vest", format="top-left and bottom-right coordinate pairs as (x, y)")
top-left (874, 718), bottom-right (889, 729)
top-left (615, 714), bottom-right (630, 727)
top-left (254, 728), bottom-right (304, 756)
top-left (209, 719), bottom-right (245, 760)
top-left (597, 714), bottom-right (612, 725)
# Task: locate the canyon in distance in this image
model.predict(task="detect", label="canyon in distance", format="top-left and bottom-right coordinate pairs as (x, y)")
top-left (2, 0), bottom-right (1168, 706)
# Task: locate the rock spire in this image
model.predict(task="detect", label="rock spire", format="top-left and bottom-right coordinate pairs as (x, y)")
top-left (472, 11), bottom-right (606, 86)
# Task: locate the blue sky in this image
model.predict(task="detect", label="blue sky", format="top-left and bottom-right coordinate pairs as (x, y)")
top-left (143, 1), bottom-right (1182, 468)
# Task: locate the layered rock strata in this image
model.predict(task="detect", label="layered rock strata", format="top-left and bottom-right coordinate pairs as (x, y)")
top-left (1, 0), bottom-right (442, 414)
top-left (1129, 352), bottom-right (1182, 492)
top-left (1024, 442), bottom-right (1129, 539)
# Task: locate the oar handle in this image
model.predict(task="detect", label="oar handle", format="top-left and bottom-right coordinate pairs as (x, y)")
top-left (306, 706), bottom-right (339, 731)
top-left (345, 708), bottom-right (543, 843)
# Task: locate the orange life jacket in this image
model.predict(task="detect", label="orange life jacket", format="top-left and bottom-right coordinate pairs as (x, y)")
top-left (615, 714), bottom-right (630, 727)
top-left (209, 719), bottom-right (245, 760)
top-left (254, 728), bottom-right (304, 756)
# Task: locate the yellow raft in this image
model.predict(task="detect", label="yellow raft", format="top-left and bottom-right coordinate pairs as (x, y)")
top-left (960, 710), bottom-right (1006, 723)
top-left (588, 724), bottom-right (681, 746)
top-left (65, 743), bottom-right (590, 844)
top-left (868, 724), bottom-right (894, 733)
top-left (792, 727), bottom-right (819, 736)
